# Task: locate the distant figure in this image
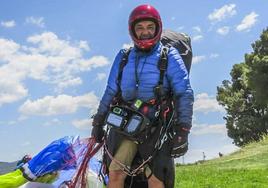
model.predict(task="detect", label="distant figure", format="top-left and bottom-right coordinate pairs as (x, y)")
top-left (202, 152), bottom-right (206, 161)
top-left (219, 152), bottom-right (223, 157)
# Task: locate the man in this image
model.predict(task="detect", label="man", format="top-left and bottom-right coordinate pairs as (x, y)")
top-left (92, 4), bottom-right (194, 188)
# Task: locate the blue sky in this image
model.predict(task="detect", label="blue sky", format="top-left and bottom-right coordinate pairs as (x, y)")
top-left (0, 1), bottom-right (267, 163)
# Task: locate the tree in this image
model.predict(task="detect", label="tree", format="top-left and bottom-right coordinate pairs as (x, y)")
top-left (217, 28), bottom-right (268, 146)
top-left (247, 28), bottom-right (268, 106)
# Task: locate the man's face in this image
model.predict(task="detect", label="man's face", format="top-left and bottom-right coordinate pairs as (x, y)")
top-left (134, 20), bottom-right (156, 40)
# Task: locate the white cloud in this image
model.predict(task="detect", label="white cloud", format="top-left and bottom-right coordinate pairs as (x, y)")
top-left (8, 120), bottom-right (16, 125)
top-left (21, 141), bottom-right (31, 147)
top-left (217, 26), bottom-right (230, 35)
top-left (19, 92), bottom-right (99, 116)
top-left (57, 77), bottom-right (82, 91)
top-left (18, 115), bottom-right (28, 121)
top-left (0, 32), bottom-right (109, 105)
top-left (96, 73), bottom-right (106, 81)
top-left (194, 93), bottom-right (225, 113)
top-left (1, 20), bottom-right (16, 28)
top-left (77, 56), bottom-right (109, 71)
top-left (236, 12), bottom-right (258, 32)
top-left (176, 26), bottom-right (184, 31)
top-left (79, 41), bottom-right (90, 51)
top-left (192, 26), bottom-right (201, 33)
top-left (43, 118), bottom-right (61, 126)
top-left (210, 53), bottom-right (219, 58)
top-left (0, 38), bottom-right (20, 61)
top-left (0, 79), bottom-right (28, 106)
top-left (192, 55), bottom-right (206, 64)
top-left (72, 118), bottom-right (92, 130)
top-left (171, 17), bottom-right (176, 21)
top-left (27, 32), bottom-right (81, 57)
top-left (208, 4), bottom-right (236, 22)
top-left (192, 35), bottom-right (203, 42)
top-left (122, 42), bottom-right (133, 49)
top-left (26, 16), bottom-right (45, 28)
top-left (191, 123), bottom-right (227, 136)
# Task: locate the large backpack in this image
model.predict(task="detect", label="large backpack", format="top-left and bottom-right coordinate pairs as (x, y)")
top-left (161, 29), bottom-right (192, 73)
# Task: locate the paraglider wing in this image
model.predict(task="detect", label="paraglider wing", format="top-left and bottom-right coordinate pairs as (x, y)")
top-left (20, 136), bottom-right (78, 180)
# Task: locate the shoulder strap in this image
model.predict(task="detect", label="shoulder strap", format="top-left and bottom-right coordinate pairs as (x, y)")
top-left (116, 46), bottom-right (169, 102)
top-left (154, 46), bottom-right (169, 102)
top-left (116, 48), bottom-right (132, 100)
top-left (158, 46), bottom-right (169, 86)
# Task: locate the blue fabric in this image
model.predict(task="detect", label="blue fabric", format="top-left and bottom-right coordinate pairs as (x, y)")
top-left (52, 157), bottom-right (108, 186)
top-left (26, 136), bottom-right (77, 178)
top-left (97, 42), bottom-right (194, 126)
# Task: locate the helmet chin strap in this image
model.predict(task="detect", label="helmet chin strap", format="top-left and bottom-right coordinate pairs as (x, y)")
top-left (134, 34), bottom-right (157, 52)
top-left (135, 43), bottom-right (155, 53)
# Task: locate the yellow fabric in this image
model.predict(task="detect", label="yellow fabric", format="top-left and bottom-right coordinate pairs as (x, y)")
top-left (35, 173), bottom-right (58, 183)
top-left (0, 169), bottom-right (57, 188)
top-left (0, 169), bottom-right (27, 188)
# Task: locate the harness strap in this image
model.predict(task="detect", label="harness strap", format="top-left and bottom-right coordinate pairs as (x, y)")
top-left (104, 139), bottom-right (153, 177)
top-left (103, 108), bottom-right (174, 177)
top-left (115, 48), bottom-right (132, 102)
top-left (158, 46), bottom-right (168, 86)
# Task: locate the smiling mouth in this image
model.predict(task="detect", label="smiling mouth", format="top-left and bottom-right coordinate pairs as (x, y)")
top-left (140, 35), bottom-right (153, 40)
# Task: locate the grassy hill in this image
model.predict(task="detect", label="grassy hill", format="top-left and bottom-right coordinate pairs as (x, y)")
top-left (175, 136), bottom-right (268, 188)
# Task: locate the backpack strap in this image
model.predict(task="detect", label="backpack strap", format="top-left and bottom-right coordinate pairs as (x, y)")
top-left (115, 48), bottom-right (132, 102)
top-left (158, 46), bottom-right (169, 86)
top-left (116, 46), bottom-right (169, 104)
top-left (154, 46), bottom-right (169, 101)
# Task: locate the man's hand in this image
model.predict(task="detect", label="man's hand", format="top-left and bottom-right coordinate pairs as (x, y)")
top-left (171, 124), bottom-right (190, 158)
top-left (91, 114), bottom-right (105, 143)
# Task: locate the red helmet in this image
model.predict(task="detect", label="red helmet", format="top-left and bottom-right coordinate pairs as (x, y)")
top-left (129, 5), bottom-right (162, 50)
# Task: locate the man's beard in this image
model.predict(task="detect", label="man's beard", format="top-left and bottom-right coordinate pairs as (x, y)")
top-left (139, 33), bottom-right (154, 40)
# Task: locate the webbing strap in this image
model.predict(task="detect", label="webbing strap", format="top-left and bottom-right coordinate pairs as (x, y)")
top-left (116, 48), bottom-right (132, 99)
top-left (158, 46), bottom-right (168, 86)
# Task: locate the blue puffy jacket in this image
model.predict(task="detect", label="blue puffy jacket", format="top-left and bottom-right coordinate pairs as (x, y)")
top-left (97, 42), bottom-right (194, 127)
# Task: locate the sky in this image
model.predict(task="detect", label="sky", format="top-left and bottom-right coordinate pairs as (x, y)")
top-left (0, 0), bottom-right (267, 163)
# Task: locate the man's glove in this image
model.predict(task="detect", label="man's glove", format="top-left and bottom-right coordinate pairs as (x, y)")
top-left (171, 124), bottom-right (190, 158)
top-left (91, 114), bottom-right (106, 143)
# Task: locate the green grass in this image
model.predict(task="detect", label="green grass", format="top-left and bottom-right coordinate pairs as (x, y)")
top-left (175, 136), bottom-right (268, 188)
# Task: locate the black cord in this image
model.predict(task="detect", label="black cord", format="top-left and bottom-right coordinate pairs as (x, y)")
top-left (128, 176), bottom-right (134, 188)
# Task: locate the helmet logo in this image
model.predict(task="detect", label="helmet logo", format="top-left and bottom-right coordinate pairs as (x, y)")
top-left (141, 10), bottom-right (147, 14)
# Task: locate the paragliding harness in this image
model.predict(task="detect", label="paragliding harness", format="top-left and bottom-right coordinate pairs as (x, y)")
top-left (102, 46), bottom-right (174, 178)
top-left (103, 30), bottom-right (192, 178)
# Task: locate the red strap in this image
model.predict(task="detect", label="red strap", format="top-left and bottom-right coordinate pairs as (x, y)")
top-left (181, 127), bottom-right (190, 132)
top-left (148, 98), bottom-right (156, 105)
top-left (69, 138), bottom-right (103, 188)
top-left (163, 107), bottom-right (170, 118)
